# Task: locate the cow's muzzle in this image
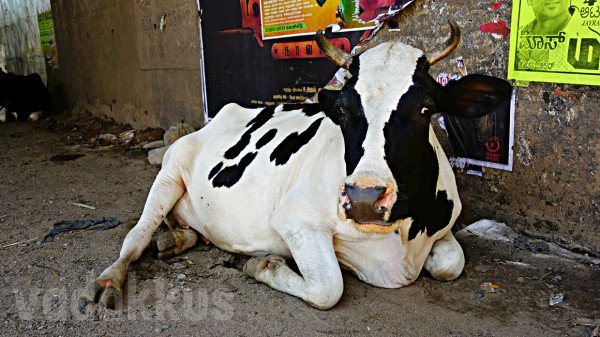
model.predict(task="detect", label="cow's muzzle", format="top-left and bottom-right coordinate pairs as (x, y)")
top-left (340, 183), bottom-right (395, 225)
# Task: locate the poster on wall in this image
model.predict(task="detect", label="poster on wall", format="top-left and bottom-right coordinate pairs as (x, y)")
top-left (443, 90), bottom-right (516, 173)
top-left (199, 0), bottom-right (412, 121)
top-left (507, 0), bottom-right (600, 86)
top-left (37, 10), bottom-right (58, 70)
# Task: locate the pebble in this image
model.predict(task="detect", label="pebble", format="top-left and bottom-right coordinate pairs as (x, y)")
top-left (176, 273), bottom-right (187, 280)
top-left (171, 262), bottom-right (188, 270)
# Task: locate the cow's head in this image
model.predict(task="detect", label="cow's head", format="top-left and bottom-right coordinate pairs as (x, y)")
top-left (316, 21), bottom-right (512, 234)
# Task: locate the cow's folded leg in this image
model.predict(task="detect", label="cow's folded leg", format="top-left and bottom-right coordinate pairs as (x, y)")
top-left (423, 231), bottom-right (464, 281)
top-left (157, 228), bottom-right (198, 259)
top-left (92, 167), bottom-right (185, 309)
top-left (243, 231), bottom-right (343, 310)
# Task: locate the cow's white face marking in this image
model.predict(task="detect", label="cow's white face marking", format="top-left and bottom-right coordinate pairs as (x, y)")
top-left (342, 43), bottom-right (423, 233)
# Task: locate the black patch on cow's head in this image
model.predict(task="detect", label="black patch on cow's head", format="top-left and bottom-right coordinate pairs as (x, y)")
top-left (270, 117), bottom-right (324, 166)
top-left (212, 152), bottom-right (258, 188)
top-left (256, 129), bottom-right (277, 149)
top-left (319, 60), bottom-right (368, 175)
top-left (407, 191), bottom-right (454, 240)
top-left (379, 56), bottom-right (453, 239)
top-left (208, 161), bottom-right (224, 180)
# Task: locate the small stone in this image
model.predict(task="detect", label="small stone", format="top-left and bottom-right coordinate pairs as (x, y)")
top-left (176, 273), bottom-right (187, 280)
top-left (161, 324), bottom-right (170, 330)
top-left (143, 140), bottom-right (164, 150)
top-left (148, 146), bottom-right (169, 165)
top-left (171, 262), bottom-right (188, 270)
top-left (164, 122), bottom-right (195, 146)
top-left (517, 277), bottom-right (525, 283)
top-left (118, 130), bottom-right (135, 145)
top-left (94, 133), bottom-right (118, 146)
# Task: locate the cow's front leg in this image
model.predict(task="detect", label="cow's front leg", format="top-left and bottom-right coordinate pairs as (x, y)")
top-left (244, 229), bottom-right (343, 310)
top-left (423, 231), bottom-right (464, 281)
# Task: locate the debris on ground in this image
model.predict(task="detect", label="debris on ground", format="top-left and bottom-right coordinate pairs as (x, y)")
top-left (0, 237), bottom-right (39, 249)
top-left (93, 133), bottom-right (119, 146)
top-left (42, 217), bottom-right (121, 243)
top-left (163, 122), bottom-right (195, 146)
top-left (548, 292), bottom-right (567, 306)
top-left (146, 123), bottom-right (195, 165)
top-left (592, 322), bottom-right (600, 337)
top-left (455, 219), bottom-right (518, 242)
top-left (480, 282), bottom-right (500, 293)
top-left (143, 140), bottom-right (164, 150)
top-left (68, 202), bottom-right (96, 210)
top-left (118, 130), bottom-right (135, 145)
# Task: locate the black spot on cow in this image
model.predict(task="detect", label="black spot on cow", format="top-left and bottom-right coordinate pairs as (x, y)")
top-left (247, 105), bottom-right (276, 133)
top-left (282, 103), bottom-right (322, 117)
top-left (270, 118), bottom-right (324, 166)
top-left (223, 106), bottom-right (276, 160)
top-left (256, 129), bottom-right (277, 149)
top-left (208, 162), bottom-right (224, 180)
top-left (224, 131), bottom-right (251, 159)
top-left (212, 152), bottom-right (258, 188)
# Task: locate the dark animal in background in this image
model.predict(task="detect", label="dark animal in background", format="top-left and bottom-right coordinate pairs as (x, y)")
top-left (0, 68), bottom-right (53, 123)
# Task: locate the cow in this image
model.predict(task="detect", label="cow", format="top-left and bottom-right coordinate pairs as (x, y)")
top-left (0, 68), bottom-right (53, 123)
top-left (91, 20), bottom-right (512, 310)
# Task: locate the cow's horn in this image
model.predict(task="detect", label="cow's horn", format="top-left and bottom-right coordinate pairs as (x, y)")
top-left (427, 20), bottom-right (460, 66)
top-left (316, 30), bottom-right (353, 69)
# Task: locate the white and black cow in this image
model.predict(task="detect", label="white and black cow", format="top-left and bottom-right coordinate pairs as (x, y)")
top-left (92, 21), bottom-right (512, 310)
top-left (0, 68), bottom-right (53, 123)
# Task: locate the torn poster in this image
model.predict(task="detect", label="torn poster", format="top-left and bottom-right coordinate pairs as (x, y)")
top-left (444, 89), bottom-right (516, 172)
top-left (508, 0), bottom-right (600, 86)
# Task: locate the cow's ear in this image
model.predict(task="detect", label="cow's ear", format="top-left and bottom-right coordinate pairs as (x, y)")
top-left (436, 74), bottom-right (512, 118)
top-left (318, 88), bottom-right (341, 123)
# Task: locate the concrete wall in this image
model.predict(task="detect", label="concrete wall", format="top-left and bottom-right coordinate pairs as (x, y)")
top-left (50, 0), bottom-right (204, 129)
top-left (373, 0), bottom-right (599, 255)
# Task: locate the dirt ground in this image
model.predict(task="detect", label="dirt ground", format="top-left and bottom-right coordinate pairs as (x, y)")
top-left (0, 111), bottom-right (599, 337)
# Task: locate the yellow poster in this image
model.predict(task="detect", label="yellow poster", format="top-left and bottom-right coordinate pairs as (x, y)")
top-left (508, 0), bottom-right (600, 85)
top-left (260, 0), bottom-right (379, 40)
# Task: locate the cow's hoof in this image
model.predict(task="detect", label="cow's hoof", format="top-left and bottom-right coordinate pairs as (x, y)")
top-left (91, 279), bottom-right (123, 310)
top-left (157, 229), bottom-right (198, 259)
top-left (243, 255), bottom-right (286, 277)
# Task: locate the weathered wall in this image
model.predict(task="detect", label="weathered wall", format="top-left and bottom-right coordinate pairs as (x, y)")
top-left (373, 1), bottom-right (599, 255)
top-left (50, 0), bottom-right (204, 129)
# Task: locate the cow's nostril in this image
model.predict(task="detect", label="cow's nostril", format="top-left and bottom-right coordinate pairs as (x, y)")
top-left (344, 184), bottom-right (387, 207)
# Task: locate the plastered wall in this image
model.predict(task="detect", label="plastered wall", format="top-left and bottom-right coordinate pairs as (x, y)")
top-left (50, 0), bottom-right (204, 128)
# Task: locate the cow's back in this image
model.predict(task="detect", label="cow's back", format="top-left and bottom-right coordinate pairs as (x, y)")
top-left (167, 103), bottom-right (346, 256)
